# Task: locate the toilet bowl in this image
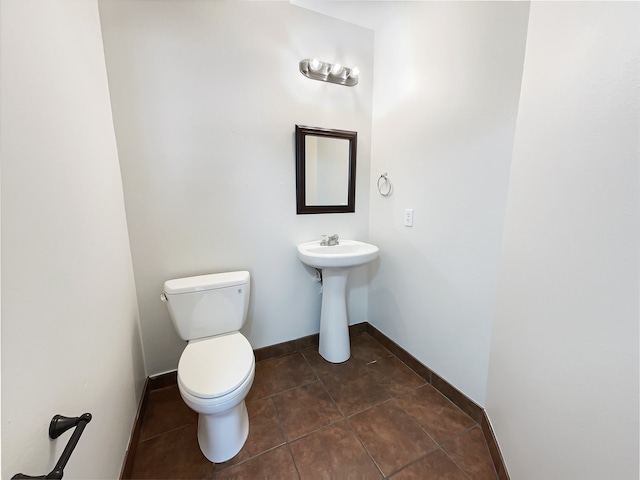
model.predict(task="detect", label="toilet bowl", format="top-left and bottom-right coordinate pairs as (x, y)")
top-left (162, 271), bottom-right (254, 463)
top-left (177, 333), bottom-right (255, 462)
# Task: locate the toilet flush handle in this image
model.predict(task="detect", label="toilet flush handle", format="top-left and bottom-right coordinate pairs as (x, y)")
top-left (160, 293), bottom-right (168, 302)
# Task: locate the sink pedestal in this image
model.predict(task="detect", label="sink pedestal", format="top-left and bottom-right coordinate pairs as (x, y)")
top-left (318, 268), bottom-right (351, 363)
top-left (296, 239), bottom-right (379, 364)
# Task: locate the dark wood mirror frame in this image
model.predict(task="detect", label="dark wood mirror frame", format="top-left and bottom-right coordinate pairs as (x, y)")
top-left (295, 125), bottom-right (357, 214)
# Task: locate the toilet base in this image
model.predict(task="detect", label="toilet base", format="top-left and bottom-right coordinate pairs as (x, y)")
top-left (197, 400), bottom-right (249, 463)
top-left (178, 357), bottom-right (255, 464)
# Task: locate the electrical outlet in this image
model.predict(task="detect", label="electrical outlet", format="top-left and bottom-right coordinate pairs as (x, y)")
top-left (404, 208), bottom-right (414, 227)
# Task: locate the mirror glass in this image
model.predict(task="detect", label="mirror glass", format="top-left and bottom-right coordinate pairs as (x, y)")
top-left (305, 136), bottom-right (350, 206)
top-left (296, 125), bottom-right (357, 214)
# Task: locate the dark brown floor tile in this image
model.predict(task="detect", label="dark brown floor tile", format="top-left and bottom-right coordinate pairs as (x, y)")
top-left (290, 422), bottom-right (382, 479)
top-left (215, 445), bottom-right (298, 480)
top-left (131, 423), bottom-right (214, 479)
top-left (350, 333), bottom-right (392, 363)
top-left (321, 369), bottom-right (391, 416)
top-left (140, 385), bottom-right (197, 441)
top-left (396, 384), bottom-right (475, 444)
top-left (302, 347), bottom-right (367, 378)
top-left (443, 426), bottom-right (498, 480)
top-left (272, 380), bottom-right (343, 440)
top-left (217, 397), bottom-right (286, 470)
top-left (366, 356), bottom-right (426, 397)
top-left (349, 401), bottom-right (438, 476)
top-left (247, 352), bottom-right (317, 401)
top-left (390, 449), bottom-right (468, 480)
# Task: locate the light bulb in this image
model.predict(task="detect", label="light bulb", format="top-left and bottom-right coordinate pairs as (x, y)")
top-left (348, 66), bottom-right (360, 78)
top-left (330, 63), bottom-right (344, 76)
top-left (309, 58), bottom-right (322, 71)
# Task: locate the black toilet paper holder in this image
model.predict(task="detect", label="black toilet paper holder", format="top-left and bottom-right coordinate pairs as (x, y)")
top-left (12, 413), bottom-right (92, 479)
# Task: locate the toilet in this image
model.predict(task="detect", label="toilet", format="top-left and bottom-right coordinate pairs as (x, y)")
top-left (161, 271), bottom-right (255, 463)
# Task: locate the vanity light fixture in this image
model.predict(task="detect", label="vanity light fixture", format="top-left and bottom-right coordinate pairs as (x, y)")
top-left (299, 58), bottom-right (359, 86)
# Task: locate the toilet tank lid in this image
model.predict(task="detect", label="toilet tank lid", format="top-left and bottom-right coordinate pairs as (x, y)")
top-left (164, 271), bottom-right (249, 295)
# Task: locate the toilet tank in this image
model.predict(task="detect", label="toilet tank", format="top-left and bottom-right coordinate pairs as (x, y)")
top-left (163, 271), bottom-right (250, 341)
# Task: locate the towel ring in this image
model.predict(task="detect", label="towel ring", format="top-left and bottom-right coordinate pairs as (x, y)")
top-left (377, 173), bottom-right (392, 197)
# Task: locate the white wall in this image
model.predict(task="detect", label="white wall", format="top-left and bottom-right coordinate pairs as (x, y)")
top-left (1, 1), bottom-right (146, 478)
top-left (368, 1), bottom-right (530, 405)
top-left (98, 1), bottom-right (374, 375)
top-left (485, 3), bottom-right (640, 479)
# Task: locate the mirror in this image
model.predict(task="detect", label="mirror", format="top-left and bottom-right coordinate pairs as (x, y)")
top-left (295, 125), bottom-right (357, 214)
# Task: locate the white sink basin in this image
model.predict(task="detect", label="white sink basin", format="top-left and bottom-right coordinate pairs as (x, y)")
top-left (297, 240), bottom-right (379, 269)
top-left (297, 239), bottom-right (379, 363)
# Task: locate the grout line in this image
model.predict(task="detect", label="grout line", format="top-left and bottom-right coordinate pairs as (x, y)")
top-left (383, 447), bottom-right (440, 479)
top-left (137, 422), bottom-right (195, 444)
top-left (438, 423), bottom-right (477, 448)
top-left (267, 395), bottom-right (288, 442)
top-left (439, 446), bottom-right (476, 480)
top-left (249, 377), bottom-right (318, 404)
top-left (391, 397), bottom-right (440, 447)
top-left (343, 396), bottom-right (394, 419)
top-left (316, 376), bottom-right (347, 420)
top-left (343, 418), bottom-right (387, 479)
top-left (285, 442), bottom-right (302, 480)
top-left (284, 417), bottom-right (346, 444)
top-left (214, 441), bottom-right (287, 474)
top-left (260, 381), bottom-right (353, 450)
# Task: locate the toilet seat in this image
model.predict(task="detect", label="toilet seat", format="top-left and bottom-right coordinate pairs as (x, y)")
top-left (178, 332), bottom-right (254, 400)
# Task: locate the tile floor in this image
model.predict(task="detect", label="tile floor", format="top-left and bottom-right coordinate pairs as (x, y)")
top-left (129, 333), bottom-right (497, 479)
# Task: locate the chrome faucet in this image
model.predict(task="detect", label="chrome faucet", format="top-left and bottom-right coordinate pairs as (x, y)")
top-left (320, 234), bottom-right (339, 246)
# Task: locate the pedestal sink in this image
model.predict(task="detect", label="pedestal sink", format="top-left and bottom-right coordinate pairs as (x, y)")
top-left (297, 240), bottom-right (379, 363)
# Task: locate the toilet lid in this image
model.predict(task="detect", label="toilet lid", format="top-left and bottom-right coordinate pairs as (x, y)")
top-left (178, 333), bottom-right (254, 399)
